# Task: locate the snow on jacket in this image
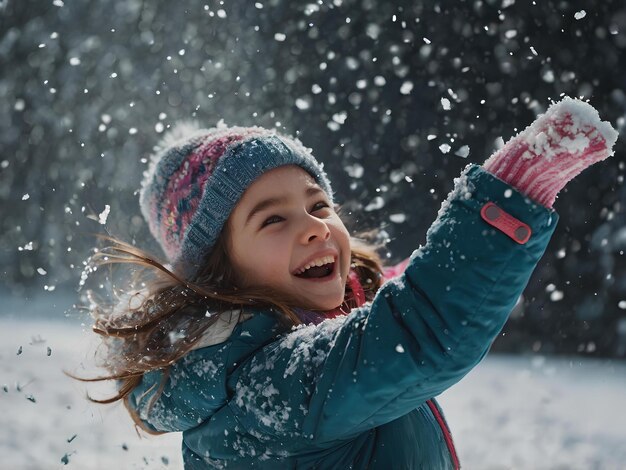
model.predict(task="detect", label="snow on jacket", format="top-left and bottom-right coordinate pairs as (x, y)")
top-left (127, 164), bottom-right (558, 469)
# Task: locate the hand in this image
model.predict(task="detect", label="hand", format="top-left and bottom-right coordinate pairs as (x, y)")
top-left (482, 97), bottom-right (618, 207)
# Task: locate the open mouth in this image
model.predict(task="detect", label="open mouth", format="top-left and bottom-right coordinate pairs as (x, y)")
top-left (293, 255), bottom-right (337, 280)
top-left (294, 262), bottom-right (335, 279)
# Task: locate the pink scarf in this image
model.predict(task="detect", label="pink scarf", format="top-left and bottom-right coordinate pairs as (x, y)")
top-left (294, 259), bottom-right (411, 325)
top-left (293, 270), bottom-right (366, 325)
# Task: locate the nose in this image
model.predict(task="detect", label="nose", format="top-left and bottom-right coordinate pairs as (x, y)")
top-left (300, 213), bottom-right (331, 244)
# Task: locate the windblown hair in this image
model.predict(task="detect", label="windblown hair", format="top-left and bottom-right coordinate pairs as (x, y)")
top-left (73, 225), bottom-right (386, 433)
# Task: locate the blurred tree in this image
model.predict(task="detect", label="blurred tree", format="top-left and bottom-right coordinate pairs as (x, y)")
top-left (0, 0), bottom-right (625, 356)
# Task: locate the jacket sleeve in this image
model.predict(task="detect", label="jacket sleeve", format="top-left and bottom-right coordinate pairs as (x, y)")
top-left (226, 164), bottom-right (558, 446)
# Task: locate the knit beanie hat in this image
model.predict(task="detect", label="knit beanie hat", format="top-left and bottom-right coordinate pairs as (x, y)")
top-left (139, 121), bottom-right (334, 278)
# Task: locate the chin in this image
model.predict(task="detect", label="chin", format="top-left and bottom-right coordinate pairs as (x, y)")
top-left (309, 295), bottom-right (345, 312)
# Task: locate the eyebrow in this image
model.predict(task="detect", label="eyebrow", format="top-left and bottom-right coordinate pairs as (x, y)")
top-left (244, 186), bottom-right (325, 226)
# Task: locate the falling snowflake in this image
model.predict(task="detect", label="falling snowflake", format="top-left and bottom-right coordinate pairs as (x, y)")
top-left (98, 205), bottom-right (111, 225)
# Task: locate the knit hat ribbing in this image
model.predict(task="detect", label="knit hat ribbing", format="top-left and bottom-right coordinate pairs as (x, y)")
top-left (139, 122), bottom-right (333, 277)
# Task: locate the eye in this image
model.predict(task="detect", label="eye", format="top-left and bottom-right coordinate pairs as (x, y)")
top-left (311, 201), bottom-right (330, 212)
top-left (260, 215), bottom-right (284, 228)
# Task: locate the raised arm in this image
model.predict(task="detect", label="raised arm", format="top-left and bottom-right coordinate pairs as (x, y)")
top-left (131, 99), bottom-right (617, 460)
top-left (222, 99), bottom-right (616, 449)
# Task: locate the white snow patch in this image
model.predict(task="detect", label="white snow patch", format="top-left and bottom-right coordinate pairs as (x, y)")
top-left (18, 242), bottom-right (34, 251)
top-left (454, 145), bottom-right (470, 158)
top-left (400, 81), bottom-right (414, 95)
top-left (550, 290), bottom-right (564, 301)
top-left (98, 205), bottom-right (111, 225)
top-left (542, 69), bottom-right (555, 83)
top-left (439, 355), bottom-right (626, 468)
top-left (344, 163), bottom-right (364, 179)
top-left (332, 111), bottom-right (347, 124)
top-left (389, 213), bottom-right (406, 223)
top-left (364, 196), bottom-right (385, 212)
top-left (295, 97), bottom-right (310, 110)
top-left (1, 312), bottom-right (625, 469)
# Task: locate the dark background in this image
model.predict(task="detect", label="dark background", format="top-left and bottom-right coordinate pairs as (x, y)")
top-left (1, 0), bottom-right (625, 357)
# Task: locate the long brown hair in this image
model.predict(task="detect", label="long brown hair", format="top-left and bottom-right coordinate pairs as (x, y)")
top-left (73, 222), bottom-right (386, 432)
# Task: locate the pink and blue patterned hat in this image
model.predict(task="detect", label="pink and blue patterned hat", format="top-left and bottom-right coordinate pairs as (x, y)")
top-left (139, 122), bottom-right (333, 278)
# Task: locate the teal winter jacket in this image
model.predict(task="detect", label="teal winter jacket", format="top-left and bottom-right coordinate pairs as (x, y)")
top-left (128, 165), bottom-right (558, 469)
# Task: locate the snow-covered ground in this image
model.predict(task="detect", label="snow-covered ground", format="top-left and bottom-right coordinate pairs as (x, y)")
top-left (1, 314), bottom-right (625, 470)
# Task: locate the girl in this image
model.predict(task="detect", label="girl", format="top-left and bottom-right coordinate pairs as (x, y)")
top-left (81, 98), bottom-right (616, 469)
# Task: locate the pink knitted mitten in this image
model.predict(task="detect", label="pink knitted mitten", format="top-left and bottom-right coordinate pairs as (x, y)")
top-left (482, 97), bottom-right (618, 208)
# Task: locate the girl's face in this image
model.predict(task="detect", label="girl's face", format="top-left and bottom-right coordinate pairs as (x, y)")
top-left (227, 165), bottom-right (351, 311)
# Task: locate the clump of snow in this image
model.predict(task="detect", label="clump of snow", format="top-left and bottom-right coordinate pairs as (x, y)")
top-left (542, 69), bottom-right (555, 83)
top-left (454, 145), bottom-right (470, 158)
top-left (98, 204), bottom-right (110, 224)
top-left (389, 213), bottom-right (406, 223)
top-left (550, 290), bottom-right (564, 301)
top-left (364, 196), bottom-right (385, 212)
top-left (486, 97), bottom-right (619, 174)
top-left (18, 241), bottom-right (34, 251)
top-left (400, 81), bottom-right (414, 95)
top-left (523, 97), bottom-right (618, 161)
top-left (281, 316), bottom-right (346, 378)
top-left (344, 163), bottom-right (364, 178)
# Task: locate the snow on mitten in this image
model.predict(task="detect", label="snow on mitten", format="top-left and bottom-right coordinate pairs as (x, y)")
top-left (482, 97), bottom-right (618, 208)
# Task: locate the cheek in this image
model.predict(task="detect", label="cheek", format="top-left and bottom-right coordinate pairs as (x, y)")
top-left (333, 220), bottom-right (351, 249)
top-left (331, 223), bottom-right (352, 270)
top-left (228, 234), bottom-right (258, 286)
top-left (232, 235), bottom-right (291, 286)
